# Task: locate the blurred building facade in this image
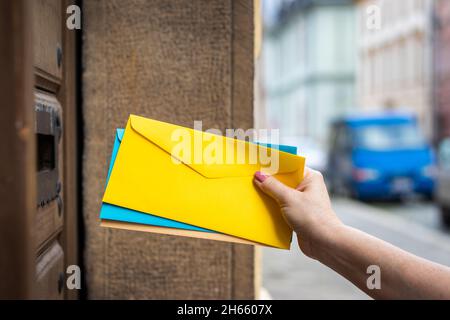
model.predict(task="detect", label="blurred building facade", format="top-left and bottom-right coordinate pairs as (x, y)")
top-left (433, 0), bottom-right (450, 142)
top-left (260, 0), bottom-right (356, 146)
top-left (356, 0), bottom-right (435, 138)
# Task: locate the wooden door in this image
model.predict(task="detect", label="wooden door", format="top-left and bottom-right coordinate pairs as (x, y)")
top-left (0, 0), bottom-right (79, 299)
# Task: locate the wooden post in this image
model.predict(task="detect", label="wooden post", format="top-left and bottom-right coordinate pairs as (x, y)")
top-left (82, 0), bottom-right (255, 298)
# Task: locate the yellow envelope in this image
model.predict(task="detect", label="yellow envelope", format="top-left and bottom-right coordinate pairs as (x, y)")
top-left (102, 115), bottom-right (305, 249)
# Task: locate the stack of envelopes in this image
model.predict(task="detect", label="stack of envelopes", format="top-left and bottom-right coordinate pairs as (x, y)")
top-left (100, 115), bottom-right (306, 249)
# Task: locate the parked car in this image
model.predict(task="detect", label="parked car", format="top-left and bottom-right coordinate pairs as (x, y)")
top-left (436, 137), bottom-right (450, 227)
top-left (327, 113), bottom-right (436, 200)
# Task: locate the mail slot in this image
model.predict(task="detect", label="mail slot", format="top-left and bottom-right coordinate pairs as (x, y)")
top-left (35, 92), bottom-right (62, 207)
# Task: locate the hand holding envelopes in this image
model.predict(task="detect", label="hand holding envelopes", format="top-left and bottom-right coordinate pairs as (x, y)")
top-left (102, 115), bottom-right (306, 249)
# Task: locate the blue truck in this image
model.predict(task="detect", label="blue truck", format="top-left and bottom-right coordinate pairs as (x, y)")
top-left (327, 113), bottom-right (435, 200)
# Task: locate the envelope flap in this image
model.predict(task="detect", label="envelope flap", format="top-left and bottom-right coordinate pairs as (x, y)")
top-left (129, 115), bottom-right (304, 178)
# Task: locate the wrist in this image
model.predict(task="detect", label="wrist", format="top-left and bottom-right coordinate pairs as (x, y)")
top-left (307, 217), bottom-right (346, 262)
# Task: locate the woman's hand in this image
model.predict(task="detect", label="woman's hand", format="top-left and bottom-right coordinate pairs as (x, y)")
top-left (255, 167), bottom-right (450, 299)
top-left (254, 167), bottom-right (343, 259)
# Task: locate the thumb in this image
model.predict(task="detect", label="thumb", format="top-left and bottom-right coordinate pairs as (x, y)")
top-left (254, 171), bottom-right (294, 205)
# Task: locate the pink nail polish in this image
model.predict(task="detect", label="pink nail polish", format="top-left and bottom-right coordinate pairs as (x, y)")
top-left (255, 171), bottom-right (268, 183)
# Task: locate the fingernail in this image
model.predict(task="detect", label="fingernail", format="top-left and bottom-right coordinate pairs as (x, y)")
top-left (255, 171), bottom-right (268, 183)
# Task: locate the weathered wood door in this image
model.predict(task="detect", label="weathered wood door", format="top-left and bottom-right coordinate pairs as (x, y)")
top-left (0, 0), bottom-right (79, 299)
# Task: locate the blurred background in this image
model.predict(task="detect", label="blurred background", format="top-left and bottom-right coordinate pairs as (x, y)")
top-left (257, 0), bottom-right (450, 299)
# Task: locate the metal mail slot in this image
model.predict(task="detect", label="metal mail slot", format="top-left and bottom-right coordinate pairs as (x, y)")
top-left (35, 92), bottom-right (62, 207)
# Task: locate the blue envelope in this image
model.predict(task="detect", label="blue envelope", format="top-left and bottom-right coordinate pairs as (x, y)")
top-left (100, 129), bottom-right (297, 233)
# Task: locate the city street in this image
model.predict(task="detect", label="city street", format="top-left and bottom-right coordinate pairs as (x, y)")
top-left (262, 198), bottom-right (450, 299)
